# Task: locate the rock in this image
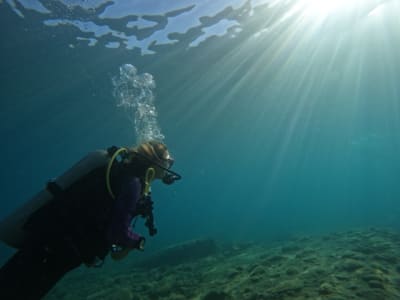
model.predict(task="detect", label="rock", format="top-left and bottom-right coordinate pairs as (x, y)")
top-left (280, 245), bottom-right (301, 253)
top-left (135, 238), bottom-right (217, 268)
top-left (265, 255), bottom-right (286, 263)
top-left (373, 253), bottom-right (398, 264)
top-left (227, 270), bottom-right (240, 279)
top-left (347, 284), bottom-right (358, 291)
top-left (351, 245), bottom-right (375, 255)
top-left (295, 249), bottom-right (315, 258)
top-left (271, 279), bottom-right (303, 296)
top-left (235, 266), bottom-right (244, 272)
top-left (285, 267), bottom-right (298, 276)
top-left (336, 259), bottom-right (363, 272)
top-left (202, 291), bottom-right (232, 300)
top-left (87, 287), bottom-right (132, 300)
top-left (368, 280), bottom-right (385, 289)
top-left (250, 266), bottom-right (266, 277)
top-left (302, 266), bottom-right (327, 280)
top-left (356, 289), bottom-right (387, 299)
top-left (167, 294), bottom-right (186, 300)
top-left (319, 282), bottom-right (334, 295)
top-left (334, 274), bottom-right (349, 281)
top-left (303, 256), bottom-right (318, 263)
top-left (360, 274), bottom-right (383, 283)
top-left (341, 251), bottom-right (362, 260)
top-left (42, 228), bottom-right (400, 300)
top-left (244, 292), bottom-right (269, 300)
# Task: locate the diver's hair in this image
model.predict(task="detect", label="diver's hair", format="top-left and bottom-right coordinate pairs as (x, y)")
top-left (126, 140), bottom-right (169, 165)
top-left (136, 140), bottom-right (169, 163)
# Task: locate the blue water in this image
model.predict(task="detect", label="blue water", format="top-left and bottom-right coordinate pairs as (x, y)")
top-left (1, 0), bottom-right (400, 266)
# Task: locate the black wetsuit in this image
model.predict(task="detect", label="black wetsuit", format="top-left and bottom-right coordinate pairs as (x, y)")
top-left (0, 162), bottom-right (149, 299)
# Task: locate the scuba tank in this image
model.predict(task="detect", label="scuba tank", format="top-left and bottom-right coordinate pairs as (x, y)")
top-left (0, 150), bottom-right (111, 249)
top-left (0, 142), bottom-right (181, 251)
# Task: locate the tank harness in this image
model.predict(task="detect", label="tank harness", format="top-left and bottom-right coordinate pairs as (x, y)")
top-left (44, 146), bottom-right (158, 266)
top-left (0, 146), bottom-right (161, 268)
top-left (44, 146), bottom-right (157, 237)
top-left (105, 147), bottom-right (155, 199)
top-left (105, 146), bottom-right (158, 237)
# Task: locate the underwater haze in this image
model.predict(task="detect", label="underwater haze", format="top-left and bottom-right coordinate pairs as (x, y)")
top-left (1, 0), bottom-right (400, 268)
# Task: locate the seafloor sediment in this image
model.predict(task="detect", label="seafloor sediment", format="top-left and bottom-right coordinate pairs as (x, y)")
top-left (45, 228), bottom-right (400, 300)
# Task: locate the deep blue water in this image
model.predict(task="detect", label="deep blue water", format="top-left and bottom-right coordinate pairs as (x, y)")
top-left (1, 0), bottom-right (400, 266)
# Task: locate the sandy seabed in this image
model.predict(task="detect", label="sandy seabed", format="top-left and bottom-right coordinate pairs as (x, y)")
top-left (45, 228), bottom-right (400, 300)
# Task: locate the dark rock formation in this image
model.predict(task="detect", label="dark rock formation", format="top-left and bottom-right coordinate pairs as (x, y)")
top-left (135, 238), bottom-right (217, 269)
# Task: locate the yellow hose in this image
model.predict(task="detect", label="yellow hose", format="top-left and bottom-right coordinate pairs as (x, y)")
top-left (106, 147), bottom-right (128, 199)
top-left (144, 167), bottom-right (155, 196)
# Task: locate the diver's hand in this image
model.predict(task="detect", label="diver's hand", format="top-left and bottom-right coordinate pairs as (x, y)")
top-left (137, 237), bottom-right (145, 251)
top-left (110, 247), bottom-right (130, 261)
top-left (137, 195), bottom-right (154, 216)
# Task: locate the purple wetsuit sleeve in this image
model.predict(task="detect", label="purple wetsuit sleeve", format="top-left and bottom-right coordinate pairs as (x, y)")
top-left (106, 177), bottom-right (143, 248)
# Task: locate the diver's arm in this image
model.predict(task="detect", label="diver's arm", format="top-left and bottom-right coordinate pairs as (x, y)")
top-left (106, 177), bottom-right (145, 251)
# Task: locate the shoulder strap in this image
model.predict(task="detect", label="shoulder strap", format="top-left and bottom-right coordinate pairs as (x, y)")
top-left (106, 146), bottom-right (129, 199)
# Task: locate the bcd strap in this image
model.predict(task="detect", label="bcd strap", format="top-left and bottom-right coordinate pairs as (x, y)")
top-left (144, 168), bottom-right (155, 196)
top-left (106, 147), bottom-right (128, 199)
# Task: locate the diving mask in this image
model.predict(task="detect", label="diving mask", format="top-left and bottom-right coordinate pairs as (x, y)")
top-left (134, 149), bottom-right (181, 184)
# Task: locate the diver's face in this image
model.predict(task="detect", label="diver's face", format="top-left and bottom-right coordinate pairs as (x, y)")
top-left (153, 167), bottom-right (166, 179)
top-left (162, 151), bottom-right (174, 169)
top-left (153, 151), bottom-right (174, 180)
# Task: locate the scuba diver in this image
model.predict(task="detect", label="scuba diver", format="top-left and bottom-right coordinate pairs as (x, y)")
top-left (0, 140), bottom-right (181, 300)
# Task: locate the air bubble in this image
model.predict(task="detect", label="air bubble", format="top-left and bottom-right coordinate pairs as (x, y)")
top-left (112, 64), bottom-right (164, 143)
